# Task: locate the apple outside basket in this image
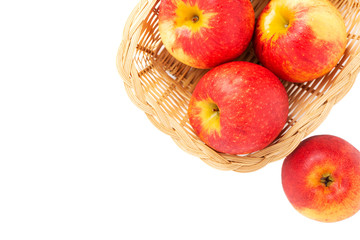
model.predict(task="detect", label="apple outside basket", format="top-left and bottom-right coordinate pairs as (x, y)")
top-left (117, 0), bottom-right (360, 172)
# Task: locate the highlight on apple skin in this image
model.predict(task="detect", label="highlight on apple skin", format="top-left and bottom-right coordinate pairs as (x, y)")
top-left (254, 0), bottom-right (347, 83)
top-left (187, 61), bottom-right (289, 155)
top-left (159, 0), bottom-right (255, 69)
top-left (282, 135), bottom-right (360, 222)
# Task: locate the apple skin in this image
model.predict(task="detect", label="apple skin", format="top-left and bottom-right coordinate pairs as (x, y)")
top-left (159, 0), bottom-right (255, 69)
top-left (254, 0), bottom-right (347, 83)
top-left (282, 135), bottom-right (360, 222)
top-left (188, 61), bottom-right (289, 155)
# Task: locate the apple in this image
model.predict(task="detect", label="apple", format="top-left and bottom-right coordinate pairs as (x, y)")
top-left (282, 135), bottom-right (360, 222)
top-left (253, 0), bottom-right (347, 83)
top-left (188, 61), bottom-right (289, 155)
top-left (158, 0), bottom-right (255, 69)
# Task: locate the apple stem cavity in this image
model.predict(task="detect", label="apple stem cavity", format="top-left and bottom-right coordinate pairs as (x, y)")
top-left (320, 173), bottom-right (334, 187)
top-left (192, 15), bottom-right (200, 23)
top-left (208, 103), bottom-right (220, 119)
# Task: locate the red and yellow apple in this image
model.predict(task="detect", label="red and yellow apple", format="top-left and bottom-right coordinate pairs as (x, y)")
top-left (282, 135), bottom-right (360, 222)
top-left (188, 61), bottom-right (289, 155)
top-left (254, 0), bottom-right (347, 83)
top-left (159, 0), bottom-right (255, 69)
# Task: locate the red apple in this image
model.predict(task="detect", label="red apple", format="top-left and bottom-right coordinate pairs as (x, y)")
top-left (282, 135), bottom-right (360, 222)
top-left (253, 0), bottom-right (347, 83)
top-left (188, 61), bottom-right (289, 155)
top-left (159, 0), bottom-right (255, 69)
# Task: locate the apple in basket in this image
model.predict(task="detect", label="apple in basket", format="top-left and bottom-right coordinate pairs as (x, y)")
top-left (253, 0), bottom-right (347, 83)
top-left (158, 0), bottom-right (255, 69)
top-left (188, 61), bottom-right (289, 155)
top-left (282, 135), bottom-right (360, 222)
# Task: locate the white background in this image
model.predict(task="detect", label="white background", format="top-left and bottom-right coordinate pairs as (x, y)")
top-left (0, 0), bottom-right (359, 239)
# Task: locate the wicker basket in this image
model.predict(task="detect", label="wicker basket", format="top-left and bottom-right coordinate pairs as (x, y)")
top-left (117, 0), bottom-right (360, 172)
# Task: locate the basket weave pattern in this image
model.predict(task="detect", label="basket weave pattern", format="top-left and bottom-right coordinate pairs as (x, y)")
top-left (117, 0), bottom-right (360, 172)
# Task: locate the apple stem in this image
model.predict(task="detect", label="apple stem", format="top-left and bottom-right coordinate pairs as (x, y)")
top-left (192, 15), bottom-right (199, 23)
top-left (212, 105), bottom-right (219, 113)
